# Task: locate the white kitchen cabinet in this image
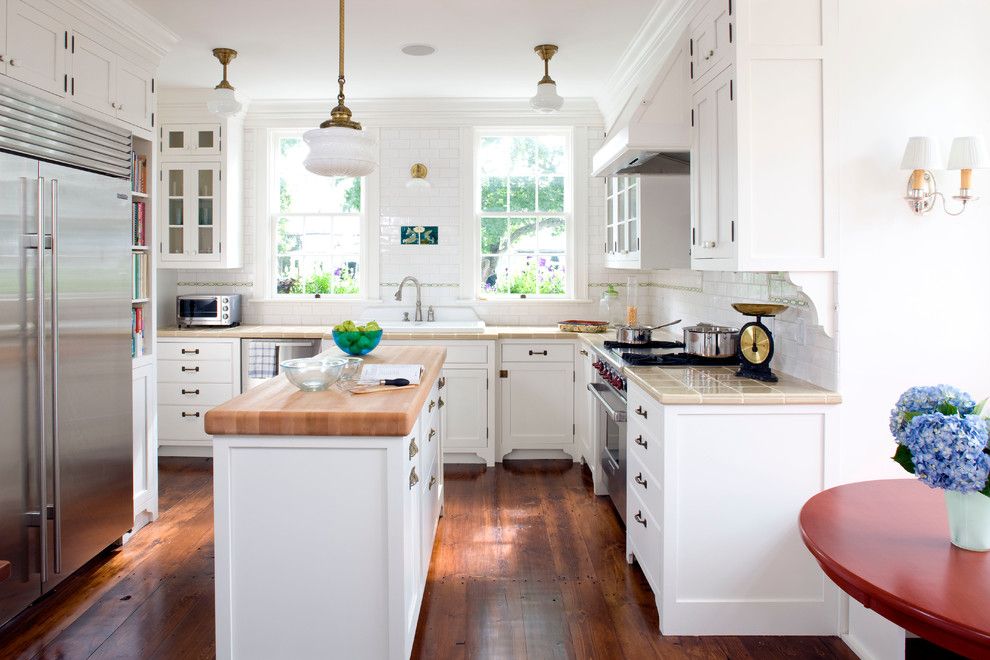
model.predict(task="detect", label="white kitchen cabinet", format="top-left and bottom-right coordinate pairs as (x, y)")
top-left (5, 0), bottom-right (67, 97)
top-left (605, 173), bottom-right (691, 269)
top-left (624, 380), bottom-right (840, 636)
top-left (689, 0), bottom-right (837, 272)
top-left (574, 345), bottom-right (596, 466)
top-left (159, 163), bottom-right (222, 263)
top-left (130, 360), bottom-right (158, 535)
top-left (499, 342), bottom-right (575, 460)
top-left (114, 58), bottom-right (153, 129)
top-left (157, 116), bottom-right (242, 269)
top-left (68, 31), bottom-right (112, 115)
top-left (157, 337), bottom-right (240, 455)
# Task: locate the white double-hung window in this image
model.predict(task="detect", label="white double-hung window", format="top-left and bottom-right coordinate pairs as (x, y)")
top-left (475, 129), bottom-right (573, 298)
top-left (268, 130), bottom-right (365, 298)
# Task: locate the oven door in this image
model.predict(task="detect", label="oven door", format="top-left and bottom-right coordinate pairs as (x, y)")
top-left (588, 381), bottom-right (627, 524)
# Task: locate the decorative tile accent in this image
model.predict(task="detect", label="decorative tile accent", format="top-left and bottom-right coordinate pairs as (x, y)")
top-left (177, 281), bottom-right (254, 287)
top-left (380, 282), bottom-right (459, 288)
top-left (400, 225), bottom-right (439, 245)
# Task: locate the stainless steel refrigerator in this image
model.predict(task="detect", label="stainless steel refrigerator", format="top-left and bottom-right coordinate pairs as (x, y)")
top-left (0, 86), bottom-right (133, 627)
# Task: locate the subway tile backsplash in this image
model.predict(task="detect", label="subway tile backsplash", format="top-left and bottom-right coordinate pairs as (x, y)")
top-left (171, 126), bottom-right (836, 390)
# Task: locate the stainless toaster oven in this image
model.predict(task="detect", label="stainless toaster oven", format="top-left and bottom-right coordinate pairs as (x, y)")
top-left (176, 294), bottom-right (242, 327)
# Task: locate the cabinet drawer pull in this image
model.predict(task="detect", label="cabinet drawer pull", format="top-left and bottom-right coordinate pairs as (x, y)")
top-left (181, 411), bottom-right (200, 418)
top-left (428, 399), bottom-right (436, 413)
top-left (438, 397), bottom-right (445, 409)
top-left (528, 350), bottom-right (548, 356)
top-left (579, 349), bottom-right (589, 356)
top-left (634, 406), bottom-right (648, 419)
top-left (634, 511), bottom-right (648, 527)
top-left (635, 473), bottom-right (648, 489)
top-left (428, 428), bottom-right (437, 442)
top-left (181, 388), bottom-right (200, 395)
top-left (181, 366), bottom-right (200, 373)
top-left (409, 438), bottom-right (419, 460)
top-left (428, 475), bottom-right (438, 491)
top-left (634, 435), bottom-right (648, 450)
top-left (438, 376), bottom-right (446, 389)
top-left (181, 348), bottom-right (200, 355)
top-left (409, 467), bottom-right (419, 490)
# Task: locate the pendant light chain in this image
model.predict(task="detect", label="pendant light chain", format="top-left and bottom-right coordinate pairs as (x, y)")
top-left (337, 0), bottom-right (346, 106)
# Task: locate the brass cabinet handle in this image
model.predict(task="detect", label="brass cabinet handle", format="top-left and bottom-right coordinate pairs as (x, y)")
top-left (438, 376), bottom-right (446, 389)
top-left (579, 349), bottom-right (589, 356)
top-left (528, 350), bottom-right (548, 356)
top-left (635, 473), bottom-right (648, 489)
top-left (409, 467), bottom-right (419, 490)
top-left (634, 435), bottom-right (648, 450)
top-left (428, 475), bottom-right (438, 491)
top-left (634, 511), bottom-right (648, 527)
top-left (181, 366), bottom-right (199, 372)
top-left (428, 428), bottom-right (437, 442)
top-left (181, 348), bottom-right (200, 355)
top-left (428, 399), bottom-right (436, 412)
top-left (181, 388), bottom-right (200, 395)
top-left (635, 406), bottom-right (648, 419)
top-left (409, 438), bottom-right (419, 460)
top-left (181, 411), bottom-right (200, 418)
top-left (438, 396), bottom-right (445, 409)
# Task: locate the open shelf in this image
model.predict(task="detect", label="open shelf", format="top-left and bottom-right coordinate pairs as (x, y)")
top-left (131, 245), bottom-right (149, 251)
top-left (132, 298), bottom-right (150, 305)
top-left (131, 191), bottom-right (148, 199)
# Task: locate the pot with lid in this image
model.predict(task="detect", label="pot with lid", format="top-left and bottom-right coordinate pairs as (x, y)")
top-left (682, 323), bottom-right (739, 358)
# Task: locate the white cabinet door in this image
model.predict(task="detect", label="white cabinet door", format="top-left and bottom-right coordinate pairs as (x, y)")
top-left (501, 362), bottom-right (574, 452)
top-left (161, 124), bottom-right (221, 157)
top-left (441, 368), bottom-right (488, 450)
top-left (574, 347), bottom-right (595, 463)
top-left (691, 65), bottom-right (735, 261)
top-left (69, 31), bottom-right (114, 115)
top-left (6, 0), bottom-right (66, 97)
top-left (690, 0), bottom-right (733, 86)
top-left (131, 362), bottom-right (157, 530)
top-left (0, 0), bottom-right (7, 77)
top-left (116, 59), bottom-right (152, 129)
top-left (159, 163), bottom-right (222, 263)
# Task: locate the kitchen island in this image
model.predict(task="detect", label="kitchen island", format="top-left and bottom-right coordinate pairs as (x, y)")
top-left (204, 346), bottom-right (446, 660)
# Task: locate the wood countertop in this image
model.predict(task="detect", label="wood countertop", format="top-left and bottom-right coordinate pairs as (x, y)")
top-left (157, 325), bottom-right (586, 341)
top-left (203, 346), bottom-right (446, 437)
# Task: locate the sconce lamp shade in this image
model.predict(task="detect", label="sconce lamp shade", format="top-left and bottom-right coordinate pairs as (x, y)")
top-left (947, 136), bottom-right (989, 170)
top-left (900, 136), bottom-right (942, 170)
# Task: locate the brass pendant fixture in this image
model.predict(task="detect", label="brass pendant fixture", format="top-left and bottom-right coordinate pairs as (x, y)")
top-left (303, 0), bottom-right (378, 177)
top-left (530, 44), bottom-right (564, 113)
top-left (206, 47), bottom-right (242, 117)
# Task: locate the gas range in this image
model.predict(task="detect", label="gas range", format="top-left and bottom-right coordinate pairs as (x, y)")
top-left (602, 340), bottom-right (741, 369)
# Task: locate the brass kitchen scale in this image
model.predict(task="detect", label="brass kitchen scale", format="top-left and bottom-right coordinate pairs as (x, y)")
top-left (732, 303), bottom-right (788, 383)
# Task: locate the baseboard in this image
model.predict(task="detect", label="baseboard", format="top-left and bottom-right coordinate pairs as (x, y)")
top-left (159, 444), bottom-right (213, 458)
top-left (500, 449), bottom-right (579, 462)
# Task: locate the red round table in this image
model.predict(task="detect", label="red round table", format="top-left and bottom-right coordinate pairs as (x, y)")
top-left (800, 479), bottom-right (990, 659)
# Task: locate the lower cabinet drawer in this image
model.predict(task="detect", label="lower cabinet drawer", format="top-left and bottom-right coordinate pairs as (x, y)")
top-left (627, 485), bottom-right (662, 593)
top-left (444, 343), bottom-right (489, 364)
top-left (159, 359), bottom-right (234, 384)
top-left (158, 340), bottom-right (233, 362)
top-left (158, 405), bottom-right (213, 441)
top-left (627, 448), bottom-right (662, 517)
top-left (158, 382), bottom-right (235, 406)
top-left (501, 343), bottom-right (573, 363)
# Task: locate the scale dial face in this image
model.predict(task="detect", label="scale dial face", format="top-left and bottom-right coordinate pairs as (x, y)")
top-left (740, 323), bottom-right (772, 365)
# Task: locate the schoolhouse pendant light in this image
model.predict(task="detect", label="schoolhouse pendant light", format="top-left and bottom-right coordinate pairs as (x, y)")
top-left (303, 0), bottom-right (378, 178)
top-left (530, 44), bottom-right (564, 114)
top-left (206, 48), bottom-right (243, 117)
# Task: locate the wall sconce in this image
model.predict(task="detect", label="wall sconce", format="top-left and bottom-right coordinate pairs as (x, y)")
top-left (406, 163), bottom-right (431, 189)
top-left (901, 135), bottom-right (987, 216)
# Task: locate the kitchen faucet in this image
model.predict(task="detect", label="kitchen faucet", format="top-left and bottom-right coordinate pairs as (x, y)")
top-left (394, 276), bottom-right (423, 322)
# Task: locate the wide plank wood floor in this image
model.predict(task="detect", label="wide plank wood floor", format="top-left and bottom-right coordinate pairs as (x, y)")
top-left (0, 457), bottom-right (930, 659)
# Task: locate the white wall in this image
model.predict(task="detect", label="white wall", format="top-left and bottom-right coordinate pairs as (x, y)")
top-left (837, 0), bottom-right (990, 484)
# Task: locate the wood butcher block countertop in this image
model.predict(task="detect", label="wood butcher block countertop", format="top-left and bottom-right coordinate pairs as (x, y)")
top-left (203, 346), bottom-right (446, 437)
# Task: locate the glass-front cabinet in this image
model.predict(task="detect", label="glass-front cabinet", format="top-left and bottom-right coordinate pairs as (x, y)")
top-left (605, 175), bottom-right (641, 268)
top-left (159, 163), bottom-right (221, 263)
top-left (160, 123), bottom-right (222, 157)
top-left (603, 173), bottom-right (691, 270)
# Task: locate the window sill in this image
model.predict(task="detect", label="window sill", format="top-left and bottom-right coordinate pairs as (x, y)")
top-left (458, 298), bottom-right (595, 305)
top-left (249, 298), bottom-right (384, 304)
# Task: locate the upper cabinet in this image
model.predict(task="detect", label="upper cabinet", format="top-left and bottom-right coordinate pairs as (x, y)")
top-left (157, 116), bottom-right (243, 269)
top-left (689, 0), bottom-right (838, 272)
top-left (605, 174), bottom-right (690, 270)
top-left (0, 0), bottom-right (164, 133)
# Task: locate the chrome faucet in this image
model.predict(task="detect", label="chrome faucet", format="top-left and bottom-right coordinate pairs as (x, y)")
top-left (394, 276), bottom-right (423, 322)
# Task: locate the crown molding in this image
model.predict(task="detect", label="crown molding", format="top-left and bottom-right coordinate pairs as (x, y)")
top-left (62, 0), bottom-right (179, 65)
top-left (158, 90), bottom-right (604, 128)
top-left (596, 0), bottom-right (696, 131)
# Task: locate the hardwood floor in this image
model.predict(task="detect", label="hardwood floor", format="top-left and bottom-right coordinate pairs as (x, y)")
top-left (0, 457), bottom-right (878, 659)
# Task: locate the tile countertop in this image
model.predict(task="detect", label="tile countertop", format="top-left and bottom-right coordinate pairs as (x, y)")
top-left (158, 324), bottom-right (840, 405)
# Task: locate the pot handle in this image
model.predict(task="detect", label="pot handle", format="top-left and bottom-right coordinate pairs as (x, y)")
top-left (646, 319), bottom-right (681, 331)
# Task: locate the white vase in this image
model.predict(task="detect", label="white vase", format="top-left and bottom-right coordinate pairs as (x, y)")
top-left (944, 490), bottom-right (990, 551)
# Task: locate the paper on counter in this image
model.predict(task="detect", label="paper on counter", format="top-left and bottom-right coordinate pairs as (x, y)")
top-left (357, 364), bottom-right (423, 385)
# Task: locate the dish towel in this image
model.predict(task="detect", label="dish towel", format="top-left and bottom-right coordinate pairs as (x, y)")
top-left (248, 341), bottom-right (278, 379)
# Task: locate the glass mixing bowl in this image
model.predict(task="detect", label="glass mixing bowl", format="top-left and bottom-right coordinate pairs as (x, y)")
top-left (280, 357), bottom-right (348, 392)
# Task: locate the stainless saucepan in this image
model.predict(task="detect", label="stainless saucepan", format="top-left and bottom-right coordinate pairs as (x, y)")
top-left (682, 324), bottom-right (739, 358)
top-left (615, 319), bottom-right (682, 345)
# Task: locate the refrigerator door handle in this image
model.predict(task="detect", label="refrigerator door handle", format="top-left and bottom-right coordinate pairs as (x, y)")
top-left (50, 179), bottom-right (61, 575)
top-left (35, 175), bottom-right (47, 585)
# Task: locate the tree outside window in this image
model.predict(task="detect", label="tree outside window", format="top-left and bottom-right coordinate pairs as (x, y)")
top-left (478, 133), bottom-right (569, 297)
top-left (272, 135), bottom-right (363, 296)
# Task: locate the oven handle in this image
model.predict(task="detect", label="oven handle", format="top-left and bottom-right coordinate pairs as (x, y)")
top-left (587, 382), bottom-right (627, 423)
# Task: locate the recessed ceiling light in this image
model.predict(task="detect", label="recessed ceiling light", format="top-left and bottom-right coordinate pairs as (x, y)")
top-left (401, 44), bottom-right (436, 56)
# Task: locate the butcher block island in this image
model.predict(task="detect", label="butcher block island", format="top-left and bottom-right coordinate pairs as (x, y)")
top-left (205, 346), bottom-right (447, 660)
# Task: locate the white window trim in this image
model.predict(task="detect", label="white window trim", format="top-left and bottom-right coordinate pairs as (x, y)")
top-left (458, 126), bottom-right (589, 302)
top-left (252, 127), bottom-right (381, 302)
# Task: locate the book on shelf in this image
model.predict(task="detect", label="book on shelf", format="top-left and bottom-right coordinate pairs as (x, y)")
top-left (130, 152), bottom-right (147, 194)
top-left (132, 252), bottom-right (149, 300)
top-left (131, 306), bottom-right (145, 358)
top-left (132, 200), bottom-right (146, 246)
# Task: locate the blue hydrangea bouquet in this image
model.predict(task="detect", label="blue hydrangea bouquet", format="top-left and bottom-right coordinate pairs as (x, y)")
top-left (890, 385), bottom-right (990, 550)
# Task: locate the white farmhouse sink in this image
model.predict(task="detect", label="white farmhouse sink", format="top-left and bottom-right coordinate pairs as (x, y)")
top-left (360, 306), bottom-right (486, 334)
